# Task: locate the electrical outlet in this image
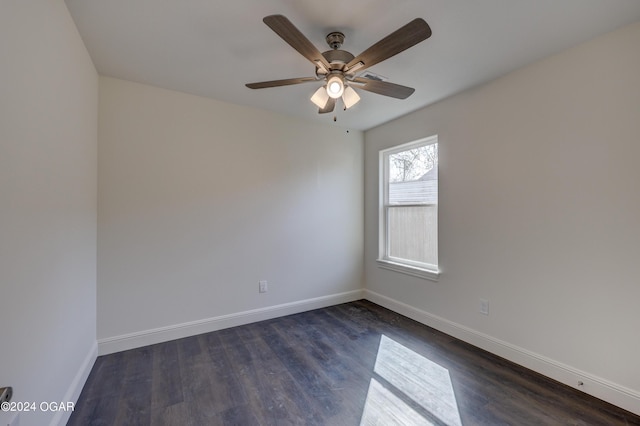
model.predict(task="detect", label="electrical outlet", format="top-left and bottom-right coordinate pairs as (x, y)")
top-left (259, 280), bottom-right (268, 293)
top-left (479, 298), bottom-right (489, 315)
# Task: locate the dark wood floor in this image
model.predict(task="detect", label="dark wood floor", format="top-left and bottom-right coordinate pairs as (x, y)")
top-left (68, 300), bottom-right (640, 425)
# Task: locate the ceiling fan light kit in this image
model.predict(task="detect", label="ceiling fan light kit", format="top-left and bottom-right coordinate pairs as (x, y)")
top-left (246, 14), bottom-right (432, 115)
top-left (326, 74), bottom-right (345, 98)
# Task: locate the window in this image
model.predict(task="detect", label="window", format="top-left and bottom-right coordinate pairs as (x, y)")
top-left (378, 136), bottom-right (439, 280)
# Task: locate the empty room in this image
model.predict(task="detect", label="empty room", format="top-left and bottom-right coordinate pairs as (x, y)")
top-left (2, 0), bottom-right (640, 425)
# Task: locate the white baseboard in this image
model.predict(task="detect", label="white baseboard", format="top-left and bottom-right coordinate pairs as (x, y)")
top-left (98, 289), bottom-right (364, 355)
top-left (51, 340), bottom-right (98, 426)
top-left (363, 289), bottom-right (640, 417)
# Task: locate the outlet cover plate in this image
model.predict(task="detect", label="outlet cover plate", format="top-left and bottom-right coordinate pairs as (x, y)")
top-left (480, 298), bottom-right (489, 315)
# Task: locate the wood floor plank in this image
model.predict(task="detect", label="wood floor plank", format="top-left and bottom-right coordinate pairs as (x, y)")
top-left (200, 331), bottom-right (249, 415)
top-left (113, 347), bottom-right (153, 425)
top-left (271, 313), bottom-right (371, 425)
top-left (68, 301), bottom-right (640, 425)
top-left (175, 335), bottom-right (219, 424)
top-left (150, 402), bottom-right (201, 426)
top-left (226, 332), bottom-right (321, 425)
top-left (67, 352), bottom-right (128, 425)
top-left (150, 340), bottom-right (183, 411)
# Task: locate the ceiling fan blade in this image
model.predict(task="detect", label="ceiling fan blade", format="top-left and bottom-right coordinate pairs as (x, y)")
top-left (246, 77), bottom-right (317, 89)
top-left (345, 18), bottom-right (431, 74)
top-left (263, 15), bottom-right (332, 71)
top-left (351, 77), bottom-right (415, 99)
top-left (319, 97), bottom-right (336, 114)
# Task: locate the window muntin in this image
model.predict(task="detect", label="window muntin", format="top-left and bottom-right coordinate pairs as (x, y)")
top-left (379, 136), bottom-right (439, 279)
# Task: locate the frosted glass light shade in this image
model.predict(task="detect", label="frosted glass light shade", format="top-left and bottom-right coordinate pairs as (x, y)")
top-left (342, 86), bottom-right (360, 109)
top-left (310, 86), bottom-right (330, 108)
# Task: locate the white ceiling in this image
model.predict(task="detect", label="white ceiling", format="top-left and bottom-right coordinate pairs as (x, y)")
top-left (65, 0), bottom-right (640, 131)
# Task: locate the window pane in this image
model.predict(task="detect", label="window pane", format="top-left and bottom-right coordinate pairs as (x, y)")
top-left (389, 177), bottom-right (437, 205)
top-left (388, 205), bottom-right (437, 265)
top-left (388, 144), bottom-right (437, 205)
top-left (379, 137), bottom-right (438, 275)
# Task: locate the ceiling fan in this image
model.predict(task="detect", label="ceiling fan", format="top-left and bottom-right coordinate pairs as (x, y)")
top-left (246, 15), bottom-right (432, 114)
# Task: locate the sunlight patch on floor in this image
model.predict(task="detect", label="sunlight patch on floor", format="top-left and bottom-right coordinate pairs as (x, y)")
top-left (360, 335), bottom-right (462, 426)
top-left (360, 378), bottom-right (435, 426)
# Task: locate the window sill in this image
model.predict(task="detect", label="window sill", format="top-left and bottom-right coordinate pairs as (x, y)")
top-left (376, 259), bottom-right (440, 281)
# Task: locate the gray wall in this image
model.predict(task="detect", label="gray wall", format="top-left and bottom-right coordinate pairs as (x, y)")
top-left (97, 77), bottom-right (364, 352)
top-left (0, 1), bottom-right (98, 425)
top-left (364, 21), bottom-right (640, 414)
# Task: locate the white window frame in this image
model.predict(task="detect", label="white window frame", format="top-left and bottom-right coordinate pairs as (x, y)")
top-left (377, 135), bottom-right (440, 281)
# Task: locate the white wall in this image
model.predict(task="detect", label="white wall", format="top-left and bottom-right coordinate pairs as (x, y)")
top-left (364, 21), bottom-right (640, 414)
top-left (0, 1), bottom-right (98, 425)
top-left (98, 77), bottom-right (363, 352)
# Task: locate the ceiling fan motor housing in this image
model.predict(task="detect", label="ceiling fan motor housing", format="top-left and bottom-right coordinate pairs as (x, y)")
top-left (322, 49), bottom-right (355, 71)
top-left (322, 32), bottom-right (355, 73)
top-left (326, 31), bottom-right (345, 49)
